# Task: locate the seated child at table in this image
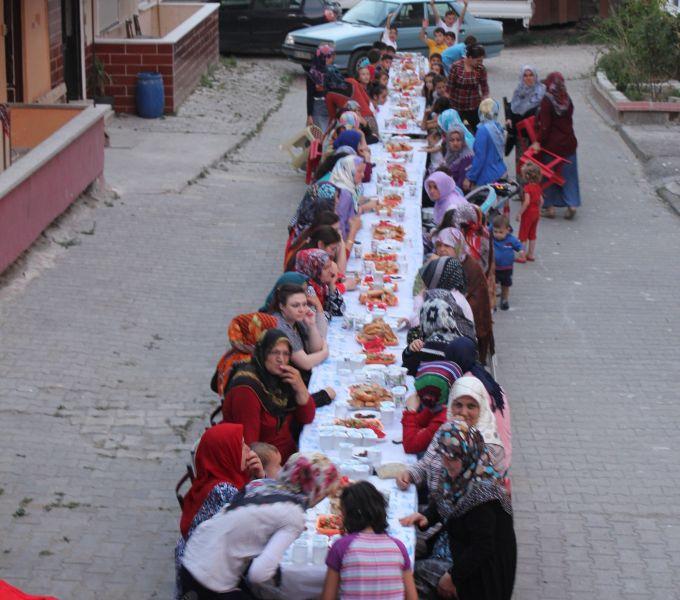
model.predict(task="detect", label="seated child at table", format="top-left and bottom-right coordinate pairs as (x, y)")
top-left (401, 361), bottom-right (463, 454)
top-left (321, 481), bottom-right (418, 600)
top-left (249, 442), bottom-right (282, 479)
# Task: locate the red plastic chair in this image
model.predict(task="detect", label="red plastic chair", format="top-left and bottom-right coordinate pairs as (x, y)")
top-left (519, 147), bottom-right (571, 190)
top-left (305, 139), bottom-right (322, 184)
top-left (516, 116), bottom-right (571, 190)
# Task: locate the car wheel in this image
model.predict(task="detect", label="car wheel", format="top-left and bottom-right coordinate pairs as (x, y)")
top-left (347, 49), bottom-right (370, 76)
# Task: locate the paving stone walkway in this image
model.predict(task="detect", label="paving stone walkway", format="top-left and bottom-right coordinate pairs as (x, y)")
top-left (0, 47), bottom-right (678, 599)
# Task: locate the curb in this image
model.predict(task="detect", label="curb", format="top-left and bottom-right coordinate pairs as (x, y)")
top-left (587, 85), bottom-right (680, 216)
top-left (657, 184), bottom-right (680, 217)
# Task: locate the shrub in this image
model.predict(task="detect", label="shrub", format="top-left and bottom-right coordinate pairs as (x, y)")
top-left (594, 0), bottom-right (680, 100)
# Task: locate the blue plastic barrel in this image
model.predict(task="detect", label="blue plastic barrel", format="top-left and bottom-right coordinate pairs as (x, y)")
top-left (136, 72), bottom-right (164, 119)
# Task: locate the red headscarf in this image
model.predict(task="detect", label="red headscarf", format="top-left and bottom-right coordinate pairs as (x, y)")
top-left (180, 423), bottom-right (248, 538)
top-left (543, 72), bottom-right (570, 116)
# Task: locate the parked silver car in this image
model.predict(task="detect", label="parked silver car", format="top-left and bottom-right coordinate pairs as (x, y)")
top-left (282, 0), bottom-right (503, 73)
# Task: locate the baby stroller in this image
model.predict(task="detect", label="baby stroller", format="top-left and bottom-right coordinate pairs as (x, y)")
top-left (464, 179), bottom-right (521, 221)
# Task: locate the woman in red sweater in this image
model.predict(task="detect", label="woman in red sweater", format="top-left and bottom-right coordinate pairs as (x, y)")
top-left (402, 361), bottom-right (462, 455)
top-left (222, 329), bottom-right (315, 462)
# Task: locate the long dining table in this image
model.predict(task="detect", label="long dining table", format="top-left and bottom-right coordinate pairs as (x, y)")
top-left (251, 54), bottom-right (432, 600)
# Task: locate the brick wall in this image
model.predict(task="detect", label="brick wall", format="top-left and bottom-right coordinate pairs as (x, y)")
top-left (93, 11), bottom-right (219, 114)
top-left (172, 11), bottom-right (219, 111)
top-left (94, 43), bottom-right (174, 113)
top-left (48, 0), bottom-right (64, 89)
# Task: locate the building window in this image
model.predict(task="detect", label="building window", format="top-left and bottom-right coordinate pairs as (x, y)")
top-left (98, 0), bottom-right (121, 32)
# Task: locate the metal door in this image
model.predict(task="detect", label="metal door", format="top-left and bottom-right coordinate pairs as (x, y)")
top-left (62, 0), bottom-right (82, 100)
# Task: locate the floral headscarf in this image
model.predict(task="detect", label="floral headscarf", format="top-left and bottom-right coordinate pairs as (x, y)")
top-left (290, 182), bottom-right (338, 237)
top-left (309, 44), bottom-right (335, 88)
top-left (420, 297), bottom-right (463, 344)
top-left (432, 227), bottom-right (468, 261)
top-left (295, 248), bottom-right (331, 307)
top-left (214, 312), bottom-right (279, 395)
top-left (338, 111), bottom-right (360, 130)
top-left (437, 109), bottom-right (475, 147)
top-left (510, 64), bottom-right (545, 116)
top-left (424, 289), bottom-right (476, 340)
top-left (432, 420), bottom-right (511, 519)
top-left (295, 248), bottom-right (330, 283)
top-left (420, 256), bottom-right (467, 294)
top-left (543, 71), bottom-right (570, 116)
top-left (415, 361), bottom-right (463, 413)
top-left (226, 453), bottom-right (340, 511)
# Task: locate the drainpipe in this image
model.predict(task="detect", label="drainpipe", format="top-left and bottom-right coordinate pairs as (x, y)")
top-left (91, 0), bottom-right (97, 96)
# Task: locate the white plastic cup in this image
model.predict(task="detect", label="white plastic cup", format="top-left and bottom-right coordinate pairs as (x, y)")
top-left (291, 538), bottom-right (308, 564)
top-left (381, 404), bottom-right (395, 425)
top-left (367, 447), bottom-right (382, 467)
top-left (353, 241), bottom-right (362, 258)
top-left (339, 442), bottom-right (354, 460)
top-left (391, 385), bottom-right (407, 407)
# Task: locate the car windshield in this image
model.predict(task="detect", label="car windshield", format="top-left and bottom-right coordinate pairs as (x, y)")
top-left (343, 0), bottom-right (399, 27)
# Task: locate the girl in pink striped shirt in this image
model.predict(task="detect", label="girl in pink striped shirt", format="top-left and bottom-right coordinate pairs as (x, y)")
top-left (321, 481), bottom-right (417, 600)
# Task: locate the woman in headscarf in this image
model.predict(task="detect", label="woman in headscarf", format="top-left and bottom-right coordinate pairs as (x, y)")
top-left (330, 155), bottom-right (368, 248)
top-left (418, 295), bottom-right (476, 347)
top-left (288, 181), bottom-right (338, 244)
top-left (222, 329), bottom-right (316, 462)
top-left (533, 72), bottom-right (580, 219)
top-left (180, 453), bottom-right (340, 599)
top-left (402, 361), bottom-right (463, 454)
top-left (261, 272), bottom-right (314, 314)
top-left (447, 376), bottom-right (506, 473)
top-left (210, 313), bottom-right (279, 397)
top-left (432, 228), bottom-right (494, 363)
top-left (445, 336), bottom-right (511, 466)
top-left (284, 224), bottom-right (343, 274)
top-left (295, 248), bottom-right (345, 319)
top-left (174, 424), bottom-right (265, 597)
top-left (464, 98), bottom-right (508, 191)
top-left (314, 149), bottom-right (354, 186)
top-left (306, 44), bottom-right (335, 131)
top-left (424, 171), bottom-right (469, 227)
top-left (504, 65), bottom-right (545, 166)
top-left (332, 129), bottom-right (362, 154)
top-left (444, 126), bottom-right (475, 190)
top-left (400, 421), bottom-right (516, 600)
top-left (409, 256), bottom-right (475, 331)
top-left (268, 283), bottom-right (335, 412)
top-left (437, 109), bottom-right (475, 148)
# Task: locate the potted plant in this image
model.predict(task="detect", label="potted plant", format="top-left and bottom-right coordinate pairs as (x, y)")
top-left (88, 57), bottom-right (114, 106)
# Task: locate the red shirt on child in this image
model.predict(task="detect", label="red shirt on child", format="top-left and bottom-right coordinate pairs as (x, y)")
top-left (519, 182), bottom-right (542, 242)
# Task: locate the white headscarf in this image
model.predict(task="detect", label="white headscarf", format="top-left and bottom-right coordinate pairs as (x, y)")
top-left (330, 155), bottom-right (363, 211)
top-left (447, 375), bottom-right (503, 447)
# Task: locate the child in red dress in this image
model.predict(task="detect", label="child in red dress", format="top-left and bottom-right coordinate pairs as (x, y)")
top-left (516, 162), bottom-right (543, 261)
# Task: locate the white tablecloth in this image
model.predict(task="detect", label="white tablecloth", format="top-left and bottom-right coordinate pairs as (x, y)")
top-left (252, 56), bottom-right (431, 600)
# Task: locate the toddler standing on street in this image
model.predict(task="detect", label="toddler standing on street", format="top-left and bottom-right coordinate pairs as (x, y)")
top-left (516, 162), bottom-right (543, 261)
top-left (492, 214), bottom-right (524, 311)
